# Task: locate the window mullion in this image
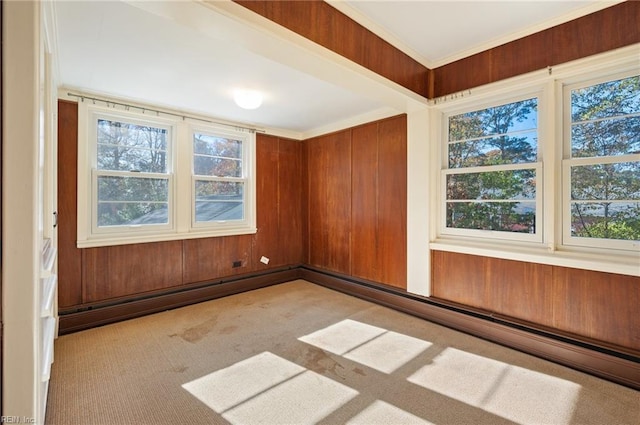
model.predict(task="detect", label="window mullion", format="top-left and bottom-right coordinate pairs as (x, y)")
top-left (175, 122), bottom-right (191, 233)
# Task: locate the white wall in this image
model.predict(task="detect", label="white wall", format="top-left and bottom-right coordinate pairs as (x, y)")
top-left (406, 107), bottom-right (431, 296)
top-left (2, 1), bottom-right (52, 423)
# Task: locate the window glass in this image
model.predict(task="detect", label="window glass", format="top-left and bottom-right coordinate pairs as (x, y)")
top-left (445, 98), bottom-right (539, 236)
top-left (193, 132), bottom-right (246, 224)
top-left (97, 176), bottom-right (169, 226)
top-left (193, 133), bottom-right (242, 177)
top-left (97, 119), bottom-right (168, 172)
top-left (95, 118), bottom-right (171, 229)
top-left (194, 181), bottom-right (244, 222)
top-left (568, 75), bottom-right (640, 243)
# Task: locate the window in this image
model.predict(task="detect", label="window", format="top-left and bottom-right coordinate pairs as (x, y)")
top-left (94, 117), bottom-right (172, 231)
top-left (432, 47), bottom-right (639, 274)
top-left (192, 129), bottom-right (247, 225)
top-left (563, 73), bottom-right (640, 251)
top-left (442, 95), bottom-right (541, 242)
top-left (78, 103), bottom-right (256, 247)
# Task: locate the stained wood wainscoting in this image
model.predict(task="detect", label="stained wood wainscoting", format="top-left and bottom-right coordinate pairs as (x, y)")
top-left (431, 251), bottom-right (640, 354)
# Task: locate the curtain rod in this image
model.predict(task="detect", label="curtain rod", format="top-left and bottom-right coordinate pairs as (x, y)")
top-left (66, 92), bottom-right (265, 134)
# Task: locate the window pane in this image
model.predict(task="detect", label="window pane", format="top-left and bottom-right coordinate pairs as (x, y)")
top-left (570, 202), bottom-right (640, 241)
top-left (97, 176), bottom-right (168, 226)
top-left (97, 203), bottom-right (168, 226)
top-left (193, 133), bottom-right (243, 177)
top-left (448, 132), bottom-right (537, 168)
top-left (571, 162), bottom-right (640, 201)
top-left (570, 75), bottom-right (640, 158)
top-left (447, 201), bottom-right (536, 233)
top-left (571, 116), bottom-right (640, 158)
top-left (97, 119), bottom-right (168, 172)
top-left (98, 176), bottom-right (169, 202)
top-left (448, 98), bottom-right (537, 143)
top-left (571, 75), bottom-right (640, 121)
top-left (193, 155), bottom-right (241, 177)
top-left (195, 180), bottom-right (244, 222)
top-left (447, 169), bottom-right (536, 201)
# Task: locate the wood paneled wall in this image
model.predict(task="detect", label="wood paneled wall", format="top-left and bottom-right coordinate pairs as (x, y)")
top-left (305, 115), bottom-right (407, 289)
top-left (432, 251), bottom-right (640, 352)
top-left (58, 103), bottom-right (405, 307)
top-left (57, 102), bottom-right (302, 310)
top-left (234, 0), bottom-right (429, 98)
top-left (306, 129), bottom-right (353, 275)
top-left (58, 100), bottom-right (83, 306)
top-left (432, 1), bottom-right (640, 97)
top-left (254, 134), bottom-right (304, 269)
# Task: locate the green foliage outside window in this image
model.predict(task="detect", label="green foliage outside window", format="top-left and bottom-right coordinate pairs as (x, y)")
top-left (446, 98), bottom-right (538, 233)
top-left (96, 119), bottom-right (169, 227)
top-left (570, 75), bottom-right (640, 241)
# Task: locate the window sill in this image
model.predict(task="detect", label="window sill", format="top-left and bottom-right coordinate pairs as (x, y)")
top-left (430, 238), bottom-right (639, 277)
top-left (77, 227), bottom-right (258, 248)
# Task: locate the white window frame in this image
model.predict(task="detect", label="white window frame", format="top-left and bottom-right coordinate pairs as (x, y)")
top-left (438, 89), bottom-right (546, 244)
top-left (88, 109), bottom-right (175, 237)
top-left (429, 44), bottom-right (640, 277)
top-left (77, 101), bottom-right (257, 248)
top-left (561, 70), bottom-right (640, 252)
top-left (189, 124), bottom-right (256, 234)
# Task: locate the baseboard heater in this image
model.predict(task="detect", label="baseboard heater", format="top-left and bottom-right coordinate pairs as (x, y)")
top-left (298, 266), bottom-right (640, 391)
top-left (58, 266), bottom-right (302, 335)
top-left (58, 265), bottom-right (639, 390)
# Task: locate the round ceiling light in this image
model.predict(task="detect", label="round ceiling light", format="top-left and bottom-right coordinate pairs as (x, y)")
top-left (233, 89), bottom-right (263, 110)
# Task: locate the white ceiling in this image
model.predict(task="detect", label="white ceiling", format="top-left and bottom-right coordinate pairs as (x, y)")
top-left (334, 1), bottom-right (611, 68)
top-left (54, 0), bottom-right (616, 138)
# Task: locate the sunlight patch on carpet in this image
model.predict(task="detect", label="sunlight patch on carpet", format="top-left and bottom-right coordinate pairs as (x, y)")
top-left (299, 319), bottom-right (432, 373)
top-left (346, 400), bottom-right (435, 425)
top-left (407, 347), bottom-right (581, 424)
top-left (182, 351), bottom-right (358, 424)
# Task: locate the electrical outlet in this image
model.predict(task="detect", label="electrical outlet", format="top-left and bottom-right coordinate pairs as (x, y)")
top-left (232, 260), bottom-right (242, 268)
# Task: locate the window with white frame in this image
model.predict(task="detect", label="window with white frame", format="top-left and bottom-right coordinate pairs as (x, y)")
top-left (442, 95), bottom-right (541, 241)
top-left (78, 102), bottom-right (256, 247)
top-left (563, 72), bottom-right (640, 251)
top-left (93, 115), bottom-right (173, 231)
top-left (433, 47), bottom-right (640, 274)
top-left (192, 129), bottom-right (247, 225)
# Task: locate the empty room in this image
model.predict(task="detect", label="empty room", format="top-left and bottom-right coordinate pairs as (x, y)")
top-left (2, 1), bottom-right (639, 424)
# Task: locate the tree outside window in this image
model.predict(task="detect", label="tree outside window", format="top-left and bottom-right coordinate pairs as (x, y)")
top-left (445, 98), bottom-right (539, 235)
top-left (96, 119), bottom-right (170, 227)
top-left (568, 75), bottom-right (640, 242)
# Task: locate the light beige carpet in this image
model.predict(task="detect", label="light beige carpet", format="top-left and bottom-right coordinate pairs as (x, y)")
top-left (45, 280), bottom-right (639, 425)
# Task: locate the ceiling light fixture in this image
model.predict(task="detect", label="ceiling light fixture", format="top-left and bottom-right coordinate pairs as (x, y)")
top-left (233, 89), bottom-right (263, 110)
